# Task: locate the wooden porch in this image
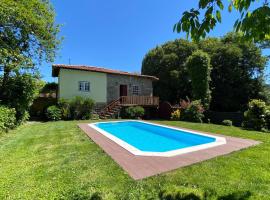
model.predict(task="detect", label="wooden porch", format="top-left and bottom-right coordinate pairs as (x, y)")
top-left (120, 96), bottom-right (159, 106)
top-left (99, 96), bottom-right (159, 119)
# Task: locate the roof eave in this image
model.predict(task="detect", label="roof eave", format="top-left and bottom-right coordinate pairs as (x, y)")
top-left (51, 64), bottom-right (159, 80)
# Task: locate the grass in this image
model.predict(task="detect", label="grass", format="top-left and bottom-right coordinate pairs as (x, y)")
top-left (0, 120), bottom-right (270, 199)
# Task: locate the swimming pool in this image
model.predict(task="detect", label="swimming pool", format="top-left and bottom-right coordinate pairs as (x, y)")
top-left (89, 121), bottom-right (226, 157)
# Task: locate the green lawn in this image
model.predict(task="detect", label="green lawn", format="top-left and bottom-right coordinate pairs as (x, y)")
top-left (0, 120), bottom-right (269, 200)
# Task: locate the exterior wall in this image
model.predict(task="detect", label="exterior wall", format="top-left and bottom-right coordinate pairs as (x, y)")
top-left (107, 74), bottom-right (153, 103)
top-left (58, 69), bottom-right (107, 103)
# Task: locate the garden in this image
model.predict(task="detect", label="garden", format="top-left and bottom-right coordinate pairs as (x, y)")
top-left (1, 0), bottom-right (270, 199)
top-left (1, 120), bottom-right (270, 199)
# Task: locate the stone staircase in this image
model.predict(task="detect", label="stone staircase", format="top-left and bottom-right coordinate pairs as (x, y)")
top-left (99, 98), bottom-right (122, 119)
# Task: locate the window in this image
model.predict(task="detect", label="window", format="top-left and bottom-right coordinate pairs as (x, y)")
top-left (132, 85), bottom-right (139, 95)
top-left (79, 81), bottom-right (90, 92)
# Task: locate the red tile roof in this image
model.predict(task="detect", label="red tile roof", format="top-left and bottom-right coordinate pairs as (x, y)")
top-left (52, 64), bottom-right (158, 80)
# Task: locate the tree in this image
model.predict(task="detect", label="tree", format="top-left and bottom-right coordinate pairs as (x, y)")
top-left (41, 82), bottom-right (58, 93)
top-left (208, 34), bottom-right (267, 111)
top-left (263, 83), bottom-right (270, 104)
top-left (174, 0), bottom-right (270, 43)
top-left (142, 39), bottom-right (197, 103)
top-left (186, 50), bottom-right (212, 109)
top-left (1, 73), bottom-right (43, 123)
top-left (141, 33), bottom-right (268, 111)
top-left (0, 0), bottom-right (61, 99)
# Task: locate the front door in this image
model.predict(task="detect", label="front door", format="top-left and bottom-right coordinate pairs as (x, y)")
top-left (120, 85), bottom-right (128, 97)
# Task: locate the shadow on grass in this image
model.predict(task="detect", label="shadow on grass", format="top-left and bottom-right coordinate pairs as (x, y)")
top-left (159, 189), bottom-right (252, 200)
top-left (61, 191), bottom-right (102, 200)
top-left (159, 193), bottom-right (201, 200)
top-left (217, 191), bottom-right (252, 200)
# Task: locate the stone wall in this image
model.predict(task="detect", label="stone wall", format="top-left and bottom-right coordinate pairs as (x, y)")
top-left (93, 102), bottom-right (107, 114)
top-left (107, 74), bottom-right (153, 103)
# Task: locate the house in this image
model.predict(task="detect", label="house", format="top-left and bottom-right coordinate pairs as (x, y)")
top-left (52, 64), bottom-right (159, 114)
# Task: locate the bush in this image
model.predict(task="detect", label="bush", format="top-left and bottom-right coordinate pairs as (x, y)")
top-left (123, 106), bottom-right (145, 119)
top-left (242, 99), bottom-right (267, 131)
top-left (91, 114), bottom-right (100, 120)
top-left (30, 97), bottom-right (57, 119)
top-left (265, 106), bottom-right (270, 130)
top-left (46, 106), bottom-right (62, 121)
top-left (0, 106), bottom-right (17, 132)
top-left (181, 100), bottom-right (204, 123)
top-left (1, 73), bottom-right (42, 124)
top-left (159, 186), bottom-right (205, 200)
top-left (204, 111), bottom-right (244, 127)
top-left (58, 99), bottom-right (71, 120)
top-left (54, 97), bottom-right (95, 120)
top-left (69, 97), bottom-right (95, 120)
top-left (222, 120), bottom-right (233, 126)
top-left (171, 109), bottom-right (181, 120)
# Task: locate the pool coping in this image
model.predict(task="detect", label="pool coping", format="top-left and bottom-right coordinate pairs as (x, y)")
top-left (89, 120), bottom-right (227, 157)
top-left (78, 122), bottom-right (260, 180)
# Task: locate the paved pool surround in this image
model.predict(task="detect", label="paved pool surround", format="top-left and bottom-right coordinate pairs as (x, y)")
top-left (89, 121), bottom-right (226, 157)
top-left (78, 122), bottom-right (260, 180)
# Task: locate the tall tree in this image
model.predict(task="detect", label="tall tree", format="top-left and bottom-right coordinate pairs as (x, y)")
top-left (186, 50), bottom-right (212, 109)
top-left (0, 0), bottom-right (61, 99)
top-left (141, 33), bottom-right (268, 111)
top-left (174, 0), bottom-right (270, 43)
top-left (142, 39), bottom-right (198, 103)
top-left (201, 33), bottom-right (268, 111)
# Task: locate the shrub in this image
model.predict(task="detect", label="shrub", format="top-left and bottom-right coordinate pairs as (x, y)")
top-left (91, 114), bottom-right (100, 120)
top-left (181, 100), bottom-right (204, 123)
top-left (1, 74), bottom-right (42, 124)
top-left (242, 99), bottom-right (267, 131)
top-left (46, 106), bottom-right (62, 121)
top-left (180, 98), bottom-right (191, 110)
top-left (222, 120), bottom-right (233, 126)
top-left (123, 106), bottom-right (145, 119)
top-left (0, 106), bottom-right (16, 132)
top-left (159, 186), bottom-right (205, 200)
top-left (265, 106), bottom-right (270, 130)
top-left (171, 109), bottom-right (181, 120)
top-left (69, 96), bottom-right (95, 120)
top-left (30, 97), bottom-right (57, 119)
top-left (53, 97), bottom-right (95, 120)
top-left (58, 99), bottom-right (71, 120)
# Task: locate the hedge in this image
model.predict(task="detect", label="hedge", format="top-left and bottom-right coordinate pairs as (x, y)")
top-left (204, 111), bottom-right (244, 126)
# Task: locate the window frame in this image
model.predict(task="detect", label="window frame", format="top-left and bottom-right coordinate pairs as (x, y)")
top-left (132, 85), bottom-right (140, 96)
top-left (78, 81), bottom-right (90, 92)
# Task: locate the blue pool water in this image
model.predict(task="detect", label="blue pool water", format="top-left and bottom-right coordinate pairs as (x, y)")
top-left (95, 121), bottom-right (216, 152)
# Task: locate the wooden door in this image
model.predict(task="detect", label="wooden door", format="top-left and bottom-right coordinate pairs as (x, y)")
top-left (120, 85), bottom-right (128, 96)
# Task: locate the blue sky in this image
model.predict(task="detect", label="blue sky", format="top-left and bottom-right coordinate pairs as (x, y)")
top-left (43, 0), bottom-right (269, 82)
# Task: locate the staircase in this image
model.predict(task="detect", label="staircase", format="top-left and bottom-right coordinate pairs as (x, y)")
top-left (98, 96), bottom-right (159, 119)
top-left (99, 98), bottom-right (122, 119)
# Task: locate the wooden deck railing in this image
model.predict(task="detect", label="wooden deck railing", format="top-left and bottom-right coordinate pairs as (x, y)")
top-left (120, 96), bottom-right (159, 106)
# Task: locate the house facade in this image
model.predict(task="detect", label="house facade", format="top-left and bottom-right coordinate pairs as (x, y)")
top-left (52, 64), bottom-right (158, 107)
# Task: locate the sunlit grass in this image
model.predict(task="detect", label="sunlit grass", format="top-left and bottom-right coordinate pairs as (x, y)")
top-left (0, 120), bottom-right (269, 199)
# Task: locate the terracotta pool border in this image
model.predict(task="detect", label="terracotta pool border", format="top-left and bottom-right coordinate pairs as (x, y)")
top-left (78, 122), bottom-right (260, 180)
top-left (89, 120), bottom-right (227, 157)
